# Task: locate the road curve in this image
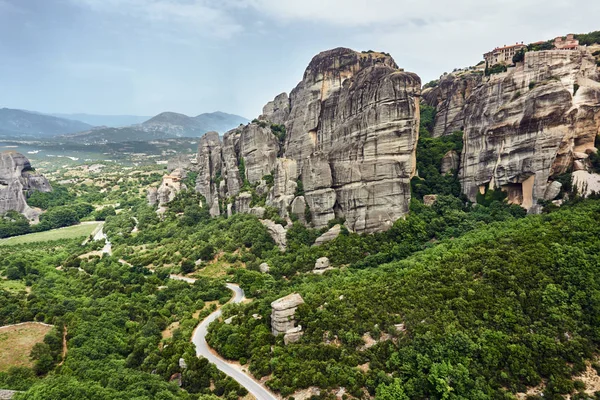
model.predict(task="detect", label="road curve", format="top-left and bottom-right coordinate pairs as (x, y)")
top-left (192, 284), bottom-right (278, 400)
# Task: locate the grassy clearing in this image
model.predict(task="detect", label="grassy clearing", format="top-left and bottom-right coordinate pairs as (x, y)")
top-left (0, 279), bottom-right (27, 294)
top-left (0, 222), bottom-right (101, 246)
top-left (0, 322), bottom-right (52, 371)
top-left (193, 259), bottom-right (241, 278)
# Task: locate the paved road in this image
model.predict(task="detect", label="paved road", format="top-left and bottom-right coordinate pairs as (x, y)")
top-left (192, 284), bottom-right (278, 400)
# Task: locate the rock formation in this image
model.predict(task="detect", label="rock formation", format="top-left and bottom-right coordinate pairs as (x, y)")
top-left (271, 293), bottom-right (304, 339)
top-left (147, 187), bottom-right (158, 206)
top-left (260, 93), bottom-right (290, 126)
top-left (0, 151), bottom-right (52, 220)
top-left (422, 71), bottom-right (483, 137)
top-left (440, 150), bottom-right (460, 174)
top-left (426, 49), bottom-right (600, 212)
top-left (195, 48), bottom-right (421, 233)
top-left (459, 49), bottom-right (600, 211)
top-left (260, 219), bottom-right (287, 250)
top-left (314, 224), bottom-right (341, 246)
top-left (313, 256), bottom-right (334, 274)
top-left (149, 168), bottom-right (187, 207)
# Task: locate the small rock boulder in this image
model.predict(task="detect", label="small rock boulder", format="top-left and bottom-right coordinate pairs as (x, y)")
top-left (259, 262), bottom-right (270, 273)
top-left (543, 181), bottom-right (562, 201)
top-left (314, 224), bottom-right (341, 246)
top-left (423, 194), bottom-right (438, 206)
top-left (440, 150), bottom-right (459, 174)
top-left (313, 257), bottom-right (334, 274)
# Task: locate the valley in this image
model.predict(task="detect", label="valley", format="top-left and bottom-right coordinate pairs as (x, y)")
top-left (0, 29), bottom-right (600, 400)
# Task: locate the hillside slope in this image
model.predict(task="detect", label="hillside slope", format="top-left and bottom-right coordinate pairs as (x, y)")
top-left (0, 108), bottom-right (92, 138)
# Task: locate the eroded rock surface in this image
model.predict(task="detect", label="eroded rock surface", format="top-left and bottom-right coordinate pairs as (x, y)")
top-left (152, 169), bottom-right (187, 207)
top-left (195, 48), bottom-right (421, 234)
top-left (271, 293), bottom-right (304, 336)
top-left (458, 50), bottom-right (600, 211)
top-left (314, 224), bottom-right (341, 246)
top-left (422, 71), bottom-right (482, 137)
top-left (0, 151), bottom-right (52, 220)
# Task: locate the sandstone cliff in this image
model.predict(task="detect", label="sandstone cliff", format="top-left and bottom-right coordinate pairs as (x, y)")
top-left (422, 71), bottom-right (483, 137)
top-left (0, 151), bottom-right (52, 220)
top-left (196, 48), bottom-right (421, 233)
top-left (460, 50), bottom-right (600, 210)
top-left (425, 49), bottom-right (600, 211)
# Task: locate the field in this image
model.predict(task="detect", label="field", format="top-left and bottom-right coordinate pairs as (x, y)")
top-left (0, 222), bottom-right (101, 246)
top-left (0, 323), bottom-right (53, 371)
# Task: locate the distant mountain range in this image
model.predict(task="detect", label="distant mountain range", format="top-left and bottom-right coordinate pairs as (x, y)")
top-left (62, 111), bottom-right (249, 143)
top-left (0, 108), bottom-right (93, 138)
top-left (51, 113), bottom-right (151, 127)
top-left (0, 108), bottom-right (249, 142)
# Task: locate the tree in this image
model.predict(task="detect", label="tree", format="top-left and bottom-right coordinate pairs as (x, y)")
top-left (376, 379), bottom-right (409, 400)
top-left (512, 48), bottom-right (526, 63)
top-left (30, 343), bottom-right (55, 375)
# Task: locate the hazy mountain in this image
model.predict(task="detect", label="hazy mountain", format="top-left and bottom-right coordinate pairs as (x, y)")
top-left (194, 111), bottom-right (249, 133)
top-left (61, 111), bottom-right (249, 143)
top-left (51, 113), bottom-right (151, 127)
top-left (0, 108), bottom-right (92, 138)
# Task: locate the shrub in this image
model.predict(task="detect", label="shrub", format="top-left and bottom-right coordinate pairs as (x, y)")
top-left (512, 49), bottom-right (526, 63)
top-left (485, 63), bottom-right (507, 76)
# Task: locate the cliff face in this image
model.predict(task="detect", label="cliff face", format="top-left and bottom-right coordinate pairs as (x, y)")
top-left (422, 71), bottom-right (483, 137)
top-left (0, 151), bottom-right (52, 220)
top-left (459, 50), bottom-right (600, 210)
top-left (195, 48), bottom-right (421, 233)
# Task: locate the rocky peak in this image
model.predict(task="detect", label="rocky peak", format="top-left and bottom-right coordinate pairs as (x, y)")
top-left (195, 47), bottom-right (420, 234)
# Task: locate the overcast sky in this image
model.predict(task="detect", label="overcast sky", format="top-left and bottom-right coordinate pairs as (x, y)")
top-left (1, 0), bottom-right (598, 119)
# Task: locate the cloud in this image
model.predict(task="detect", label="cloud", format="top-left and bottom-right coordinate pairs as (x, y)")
top-left (71, 0), bottom-right (244, 39)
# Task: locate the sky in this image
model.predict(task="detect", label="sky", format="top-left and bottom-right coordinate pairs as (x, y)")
top-left (0, 0), bottom-right (598, 119)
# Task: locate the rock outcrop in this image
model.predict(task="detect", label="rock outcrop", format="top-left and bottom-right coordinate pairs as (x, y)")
top-left (440, 150), bottom-right (460, 174)
top-left (195, 48), bottom-right (421, 234)
top-left (426, 48), bottom-right (600, 212)
top-left (147, 187), bottom-right (158, 206)
top-left (0, 151), bottom-right (52, 220)
top-left (313, 256), bottom-right (334, 274)
top-left (260, 219), bottom-right (287, 250)
top-left (271, 293), bottom-right (304, 337)
top-left (459, 49), bottom-right (600, 211)
top-left (149, 168), bottom-right (187, 207)
top-left (422, 71), bottom-right (483, 137)
top-left (260, 92), bottom-right (290, 126)
top-left (314, 224), bottom-right (341, 246)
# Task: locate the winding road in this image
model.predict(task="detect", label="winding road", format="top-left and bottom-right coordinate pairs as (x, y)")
top-left (192, 284), bottom-right (278, 400)
top-left (87, 226), bottom-right (275, 399)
